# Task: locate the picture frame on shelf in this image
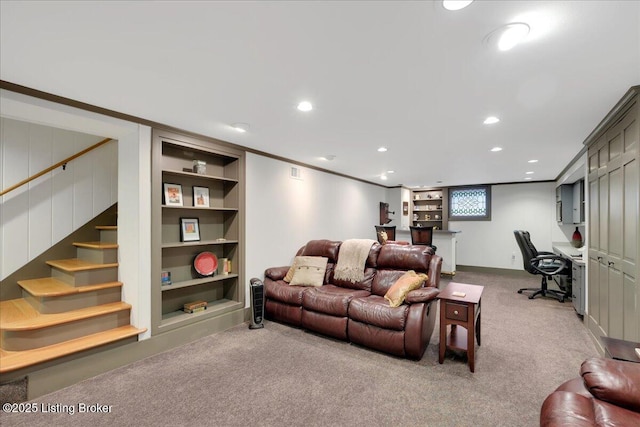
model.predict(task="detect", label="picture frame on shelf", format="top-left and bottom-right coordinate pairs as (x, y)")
top-left (180, 217), bottom-right (200, 242)
top-left (164, 183), bottom-right (183, 206)
top-left (192, 186), bottom-right (210, 208)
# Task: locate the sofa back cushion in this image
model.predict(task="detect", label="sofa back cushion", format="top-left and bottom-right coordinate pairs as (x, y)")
top-left (377, 244), bottom-right (431, 272)
top-left (372, 244), bottom-right (433, 297)
top-left (300, 240), bottom-right (341, 262)
top-left (328, 241), bottom-right (382, 292)
top-left (290, 240), bottom-right (341, 286)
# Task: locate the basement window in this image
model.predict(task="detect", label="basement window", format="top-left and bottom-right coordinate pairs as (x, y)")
top-left (449, 185), bottom-right (491, 221)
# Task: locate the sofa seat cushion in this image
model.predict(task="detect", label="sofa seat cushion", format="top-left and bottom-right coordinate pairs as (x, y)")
top-left (264, 279), bottom-right (308, 306)
top-left (349, 295), bottom-right (409, 331)
top-left (302, 285), bottom-right (370, 317)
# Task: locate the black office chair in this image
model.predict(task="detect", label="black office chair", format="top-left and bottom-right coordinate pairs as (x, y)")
top-left (409, 225), bottom-right (437, 252)
top-left (375, 225), bottom-right (396, 244)
top-left (513, 230), bottom-right (571, 302)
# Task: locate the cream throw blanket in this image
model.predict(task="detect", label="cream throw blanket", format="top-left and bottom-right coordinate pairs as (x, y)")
top-left (334, 239), bottom-right (376, 283)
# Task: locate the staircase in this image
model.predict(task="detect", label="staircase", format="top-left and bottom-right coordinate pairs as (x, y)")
top-left (0, 225), bottom-right (146, 373)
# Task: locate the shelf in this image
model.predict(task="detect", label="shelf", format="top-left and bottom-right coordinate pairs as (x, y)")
top-left (161, 274), bottom-right (239, 291)
top-left (413, 209), bottom-right (442, 212)
top-left (159, 298), bottom-right (243, 328)
top-left (161, 239), bottom-right (238, 249)
top-left (162, 168), bottom-right (238, 183)
top-left (446, 325), bottom-right (469, 352)
top-left (162, 205), bottom-right (238, 212)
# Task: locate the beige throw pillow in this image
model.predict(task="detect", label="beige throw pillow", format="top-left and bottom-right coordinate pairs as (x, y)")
top-left (384, 270), bottom-right (428, 307)
top-left (284, 258), bottom-right (299, 283)
top-left (289, 256), bottom-right (329, 287)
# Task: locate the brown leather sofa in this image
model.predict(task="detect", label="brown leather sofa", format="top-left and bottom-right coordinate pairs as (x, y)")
top-left (264, 239), bottom-right (443, 360)
top-left (540, 357), bottom-right (640, 426)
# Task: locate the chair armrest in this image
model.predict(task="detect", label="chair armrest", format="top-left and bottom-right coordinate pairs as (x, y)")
top-left (530, 255), bottom-right (567, 276)
top-left (580, 357), bottom-right (640, 412)
top-left (538, 251), bottom-right (556, 256)
top-left (405, 287), bottom-right (440, 304)
top-left (265, 266), bottom-right (290, 281)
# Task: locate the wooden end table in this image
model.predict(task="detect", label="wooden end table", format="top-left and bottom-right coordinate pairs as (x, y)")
top-left (438, 282), bottom-right (484, 372)
top-left (600, 336), bottom-right (640, 363)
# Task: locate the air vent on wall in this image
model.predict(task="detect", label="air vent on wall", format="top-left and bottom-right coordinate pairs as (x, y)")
top-left (290, 166), bottom-right (303, 180)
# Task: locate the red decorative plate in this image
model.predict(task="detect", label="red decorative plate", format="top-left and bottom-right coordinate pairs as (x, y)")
top-left (194, 252), bottom-right (218, 276)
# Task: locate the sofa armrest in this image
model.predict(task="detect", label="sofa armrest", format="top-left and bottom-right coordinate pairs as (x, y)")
top-left (405, 287), bottom-right (440, 304)
top-left (580, 357), bottom-right (640, 412)
top-left (427, 255), bottom-right (442, 288)
top-left (540, 391), bottom-right (596, 427)
top-left (265, 266), bottom-right (290, 281)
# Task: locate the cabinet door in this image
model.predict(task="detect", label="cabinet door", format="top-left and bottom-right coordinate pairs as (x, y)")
top-left (587, 253), bottom-right (600, 331)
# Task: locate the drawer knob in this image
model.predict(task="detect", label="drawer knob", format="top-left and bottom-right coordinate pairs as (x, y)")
top-left (454, 310), bottom-right (459, 315)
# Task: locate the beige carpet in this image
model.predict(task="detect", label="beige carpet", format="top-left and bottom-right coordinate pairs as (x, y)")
top-left (0, 270), bottom-right (598, 427)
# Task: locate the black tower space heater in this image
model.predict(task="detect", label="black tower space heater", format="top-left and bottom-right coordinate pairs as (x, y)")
top-left (249, 278), bottom-right (265, 329)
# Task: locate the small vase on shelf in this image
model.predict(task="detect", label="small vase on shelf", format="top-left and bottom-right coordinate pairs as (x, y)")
top-left (571, 227), bottom-right (583, 248)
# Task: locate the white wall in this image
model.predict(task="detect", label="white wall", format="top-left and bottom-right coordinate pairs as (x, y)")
top-left (0, 118), bottom-right (117, 279)
top-left (245, 153), bottom-right (387, 300)
top-left (384, 186), bottom-right (412, 230)
top-left (450, 182), bottom-right (557, 270)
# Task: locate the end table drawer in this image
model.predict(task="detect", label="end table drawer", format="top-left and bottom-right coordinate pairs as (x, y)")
top-left (445, 302), bottom-right (468, 322)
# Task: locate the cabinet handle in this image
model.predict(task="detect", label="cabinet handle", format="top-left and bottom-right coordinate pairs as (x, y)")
top-left (597, 256), bottom-right (603, 261)
top-left (608, 261), bottom-right (614, 266)
top-left (454, 310), bottom-right (459, 315)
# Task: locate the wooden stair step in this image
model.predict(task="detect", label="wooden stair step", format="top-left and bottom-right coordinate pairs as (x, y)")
top-left (0, 325), bottom-right (146, 373)
top-left (47, 258), bottom-right (118, 272)
top-left (17, 278), bottom-right (122, 297)
top-left (0, 299), bottom-right (131, 331)
top-left (96, 225), bottom-right (117, 230)
top-left (73, 241), bottom-right (118, 250)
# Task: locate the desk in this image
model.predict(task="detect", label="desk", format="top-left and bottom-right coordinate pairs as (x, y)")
top-left (553, 244), bottom-right (585, 316)
top-left (600, 336), bottom-right (640, 363)
top-left (438, 282), bottom-right (484, 372)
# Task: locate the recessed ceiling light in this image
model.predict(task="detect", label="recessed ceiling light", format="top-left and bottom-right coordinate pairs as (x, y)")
top-left (490, 147), bottom-right (503, 152)
top-left (436, 180), bottom-right (443, 184)
top-left (321, 155), bottom-right (336, 161)
top-left (378, 147), bottom-right (388, 152)
top-left (380, 175), bottom-right (388, 180)
top-left (484, 116), bottom-right (500, 125)
top-left (526, 171), bottom-right (534, 174)
top-left (498, 23), bottom-right (530, 51)
top-left (442, 0), bottom-right (474, 11)
top-left (387, 170), bottom-right (395, 174)
top-left (297, 101), bottom-right (313, 112)
top-left (524, 177), bottom-right (532, 180)
top-left (231, 123), bottom-right (249, 133)
top-left (484, 22), bottom-right (530, 52)
top-left (528, 159), bottom-right (538, 163)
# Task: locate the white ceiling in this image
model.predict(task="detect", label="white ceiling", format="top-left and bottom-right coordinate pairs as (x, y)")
top-left (1, 1), bottom-right (639, 188)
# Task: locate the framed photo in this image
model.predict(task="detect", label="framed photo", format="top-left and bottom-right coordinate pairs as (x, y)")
top-left (164, 183), bottom-right (183, 206)
top-left (193, 186), bottom-right (210, 208)
top-left (180, 217), bottom-right (200, 242)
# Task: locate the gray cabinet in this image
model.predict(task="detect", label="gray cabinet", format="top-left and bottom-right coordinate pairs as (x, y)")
top-left (556, 181), bottom-right (584, 224)
top-left (556, 184), bottom-right (573, 224)
top-left (572, 263), bottom-right (585, 316)
top-left (586, 86), bottom-right (639, 344)
top-left (572, 180), bottom-right (585, 224)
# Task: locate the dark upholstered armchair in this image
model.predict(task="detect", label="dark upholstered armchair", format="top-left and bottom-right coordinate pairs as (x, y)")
top-left (513, 230), bottom-right (570, 302)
